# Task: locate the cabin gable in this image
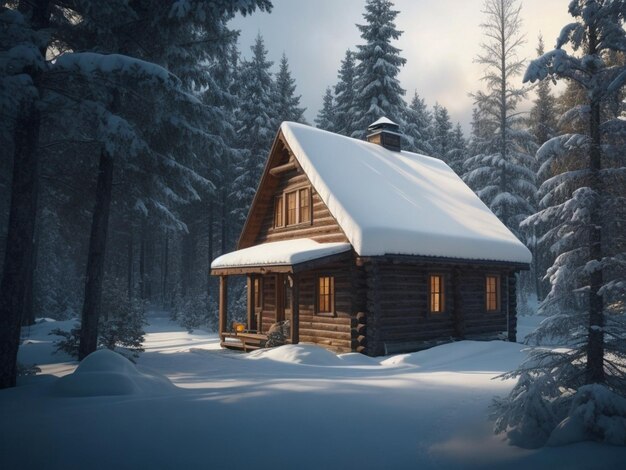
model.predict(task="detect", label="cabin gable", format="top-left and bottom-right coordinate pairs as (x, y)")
top-left (238, 132), bottom-right (349, 249)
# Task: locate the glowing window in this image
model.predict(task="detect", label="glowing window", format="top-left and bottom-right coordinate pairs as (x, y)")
top-left (429, 275), bottom-right (445, 313)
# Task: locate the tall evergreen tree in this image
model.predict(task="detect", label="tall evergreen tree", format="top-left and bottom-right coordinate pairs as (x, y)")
top-left (351, 0), bottom-right (406, 139)
top-left (234, 34), bottom-right (276, 226)
top-left (463, 0), bottom-right (537, 239)
top-left (529, 36), bottom-right (558, 146)
top-left (430, 103), bottom-right (453, 161)
top-left (315, 87), bottom-right (336, 131)
top-left (0, 0), bottom-right (272, 387)
top-left (274, 53), bottom-right (306, 124)
top-left (402, 91), bottom-right (433, 154)
top-left (493, 0), bottom-right (626, 448)
top-left (446, 123), bottom-right (468, 175)
top-left (528, 35), bottom-right (560, 301)
top-left (333, 49), bottom-right (357, 137)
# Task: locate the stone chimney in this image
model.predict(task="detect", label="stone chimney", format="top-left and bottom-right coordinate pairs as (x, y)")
top-left (366, 117), bottom-right (402, 152)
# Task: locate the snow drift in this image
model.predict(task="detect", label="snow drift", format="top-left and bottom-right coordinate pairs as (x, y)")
top-left (52, 349), bottom-right (176, 397)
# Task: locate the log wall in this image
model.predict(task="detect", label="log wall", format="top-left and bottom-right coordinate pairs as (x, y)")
top-left (363, 261), bottom-right (516, 356)
top-left (254, 167), bottom-right (348, 245)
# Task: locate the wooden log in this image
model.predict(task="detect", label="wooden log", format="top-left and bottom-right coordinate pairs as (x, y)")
top-left (292, 273), bottom-right (300, 344)
top-left (218, 276), bottom-right (228, 339)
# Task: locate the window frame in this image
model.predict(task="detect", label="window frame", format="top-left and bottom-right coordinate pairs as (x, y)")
top-left (298, 187), bottom-right (312, 224)
top-left (315, 275), bottom-right (335, 317)
top-left (285, 190), bottom-right (298, 226)
top-left (485, 274), bottom-right (501, 312)
top-left (274, 195), bottom-right (284, 228)
top-left (428, 273), bottom-right (446, 314)
top-left (272, 185), bottom-right (313, 230)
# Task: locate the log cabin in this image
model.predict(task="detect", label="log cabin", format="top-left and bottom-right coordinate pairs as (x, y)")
top-left (210, 118), bottom-right (531, 356)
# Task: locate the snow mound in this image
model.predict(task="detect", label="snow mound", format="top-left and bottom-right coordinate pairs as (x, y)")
top-left (247, 344), bottom-right (342, 366)
top-left (548, 385), bottom-right (626, 447)
top-left (52, 349), bottom-right (176, 397)
top-left (338, 352), bottom-right (379, 366)
top-left (381, 340), bottom-right (526, 372)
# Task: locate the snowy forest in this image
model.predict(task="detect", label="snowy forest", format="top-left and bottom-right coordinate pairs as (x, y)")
top-left (1, 0), bottom-right (626, 461)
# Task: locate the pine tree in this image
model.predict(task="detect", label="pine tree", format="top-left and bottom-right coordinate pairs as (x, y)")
top-left (351, 0), bottom-right (407, 139)
top-left (529, 35), bottom-right (558, 146)
top-left (446, 123), bottom-right (468, 175)
top-left (0, 0), bottom-right (272, 386)
top-left (528, 35), bottom-right (560, 301)
top-left (274, 53), bottom-right (306, 124)
top-left (402, 91), bottom-right (433, 155)
top-left (333, 50), bottom-right (357, 137)
top-left (315, 87), bottom-right (336, 131)
top-left (234, 34), bottom-right (276, 226)
top-left (430, 103), bottom-right (453, 161)
top-left (493, 0), bottom-right (626, 448)
top-left (462, 0), bottom-right (537, 239)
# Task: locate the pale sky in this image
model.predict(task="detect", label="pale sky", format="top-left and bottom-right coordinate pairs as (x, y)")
top-left (230, 0), bottom-right (572, 133)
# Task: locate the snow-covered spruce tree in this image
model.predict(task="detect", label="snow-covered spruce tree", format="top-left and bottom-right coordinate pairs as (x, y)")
top-left (430, 103), bottom-right (453, 161)
top-left (528, 35), bottom-right (560, 302)
top-left (402, 91), bottom-right (433, 155)
top-left (333, 49), bottom-right (358, 137)
top-left (493, 0), bottom-right (626, 448)
top-left (274, 53), bottom-right (306, 124)
top-left (463, 0), bottom-right (537, 240)
top-left (446, 123), bottom-right (469, 175)
top-left (0, 1), bottom-right (52, 389)
top-left (351, 0), bottom-right (407, 139)
top-left (1, 0), bottom-right (273, 379)
top-left (315, 87), bottom-right (336, 131)
top-left (529, 36), bottom-right (559, 146)
top-left (234, 34), bottom-right (276, 226)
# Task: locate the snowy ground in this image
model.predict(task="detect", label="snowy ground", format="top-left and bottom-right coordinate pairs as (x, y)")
top-left (1, 313), bottom-right (624, 470)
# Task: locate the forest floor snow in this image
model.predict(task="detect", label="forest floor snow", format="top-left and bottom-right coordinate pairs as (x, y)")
top-left (1, 313), bottom-right (624, 470)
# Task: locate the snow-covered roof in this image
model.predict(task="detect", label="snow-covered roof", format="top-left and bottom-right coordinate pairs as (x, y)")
top-left (211, 239), bottom-right (352, 270)
top-left (369, 116), bottom-right (398, 128)
top-left (279, 122), bottom-right (532, 264)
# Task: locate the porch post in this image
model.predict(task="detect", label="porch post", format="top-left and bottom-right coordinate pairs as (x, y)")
top-left (219, 275), bottom-right (228, 340)
top-left (246, 275), bottom-right (255, 331)
top-left (291, 273), bottom-right (299, 344)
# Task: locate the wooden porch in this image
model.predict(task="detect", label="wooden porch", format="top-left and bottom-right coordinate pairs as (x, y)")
top-left (216, 272), bottom-right (301, 352)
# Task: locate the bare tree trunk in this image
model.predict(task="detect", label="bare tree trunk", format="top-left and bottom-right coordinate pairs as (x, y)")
top-left (499, 0), bottom-right (508, 224)
top-left (207, 201), bottom-right (214, 299)
top-left (220, 188), bottom-right (227, 254)
top-left (21, 222), bottom-right (38, 327)
top-left (0, 0), bottom-right (50, 388)
top-left (586, 25), bottom-right (604, 384)
top-left (161, 230), bottom-right (169, 306)
top-left (127, 229), bottom-right (134, 301)
top-left (78, 148), bottom-right (114, 360)
top-left (181, 224), bottom-right (195, 297)
top-left (139, 218), bottom-right (146, 300)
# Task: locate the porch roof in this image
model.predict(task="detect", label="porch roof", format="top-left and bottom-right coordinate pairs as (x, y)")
top-left (211, 239), bottom-right (352, 275)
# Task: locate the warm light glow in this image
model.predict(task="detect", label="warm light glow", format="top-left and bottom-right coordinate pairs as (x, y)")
top-left (430, 274), bottom-right (444, 313)
top-left (317, 276), bottom-right (334, 313)
top-left (486, 275), bottom-right (499, 311)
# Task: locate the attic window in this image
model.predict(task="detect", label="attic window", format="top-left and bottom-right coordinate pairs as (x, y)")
top-left (299, 188), bottom-right (311, 223)
top-left (429, 274), bottom-right (445, 313)
top-left (486, 275), bottom-right (500, 312)
top-left (274, 196), bottom-right (284, 227)
top-left (286, 191), bottom-right (297, 225)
